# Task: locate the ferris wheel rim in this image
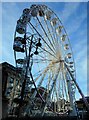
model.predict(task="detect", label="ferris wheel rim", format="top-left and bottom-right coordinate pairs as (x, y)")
top-left (12, 4), bottom-right (77, 116)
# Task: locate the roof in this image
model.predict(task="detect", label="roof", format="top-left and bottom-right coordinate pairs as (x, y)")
top-left (0, 62), bottom-right (16, 71)
top-left (0, 62), bottom-right (17, 76)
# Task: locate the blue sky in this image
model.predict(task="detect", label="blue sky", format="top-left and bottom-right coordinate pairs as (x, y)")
top-left (1, 2), bottom-right (87, 99)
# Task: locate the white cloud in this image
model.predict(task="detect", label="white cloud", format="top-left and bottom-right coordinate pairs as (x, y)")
top-left (73, 38), bottom-right (87, 96)
top-left (58, 2), bottom-right (87, 39)
top-left (67, 11), bottom-right (87, 35)
top-left (60, 2), bottom-right (80, 23)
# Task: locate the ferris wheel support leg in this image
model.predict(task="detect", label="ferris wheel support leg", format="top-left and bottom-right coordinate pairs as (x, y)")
top-left (64, 62), bottom-right (89, 113)
top-left (67, 79), bottom-right (77, 116)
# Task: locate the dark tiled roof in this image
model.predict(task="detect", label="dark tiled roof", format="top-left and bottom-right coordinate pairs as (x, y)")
top-left (1, 62), bottom-right (16, 71)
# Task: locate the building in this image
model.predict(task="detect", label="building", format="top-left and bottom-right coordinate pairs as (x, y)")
top-left (1, 62), bottom-right (20, 118)
top-left (1, 62), bottom-right (89, 119)
top-left (1, 62), bottom-right (49, 118)
top-left (76, 97), bottom-right (89, 119)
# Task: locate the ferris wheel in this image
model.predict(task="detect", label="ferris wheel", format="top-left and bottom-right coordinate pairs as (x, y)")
top-left (8, 4), bottom-right (78, 117)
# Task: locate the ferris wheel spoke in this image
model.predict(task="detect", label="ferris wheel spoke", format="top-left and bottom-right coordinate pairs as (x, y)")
top-left (49, 64), bottom-right (61, 98)
top-left (39, 46), bottom-right (57, 59)
top-left (27, 37), bottom-right (57, 59)
top-left (55, 82), bottom-right (59, 101)
top-left (36, 16), bottom-right (56, 53)
top-left (47, 71), bottom-right (53, 93)
top-left (54, 27), bottom-right (61, 48)
top-left (37, 70), bottom-right (48, 88)
top-left (37, 17), bottom-right (55, 52)
top-left (62, 68), bottom-right (69, 101)
top-left (41, 64), bottom-right (61, 116)
top-left (33, 61), bottom-right (55, 82)
top-left (34, 53), bottom-right (53, 61)
top-left (32, 58), bottom-right (53, 63)
top-left (27, 22), bottom-right (58, 59)
top-left (30, 66), bottom-right (53, 100)
top-left (59, 69), bottom-right (65, 100)
top-left (43, 18), bottom-right (56, 50)
top-left (28, 23), bottom-right (57, 59)
top-left (29, 22), bottom-right (56, 55)
top-left (49, 22), bottom-right (58, 47)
